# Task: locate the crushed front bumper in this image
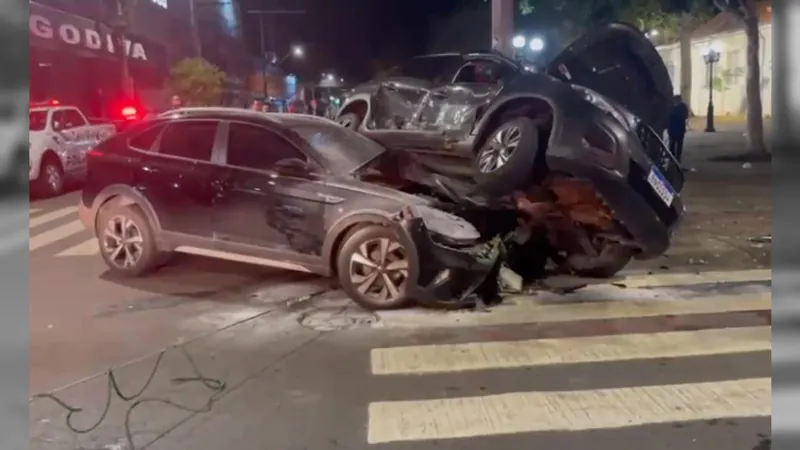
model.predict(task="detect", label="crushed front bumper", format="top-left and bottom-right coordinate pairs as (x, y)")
top-left (399, 217), bottom-right (502, 307)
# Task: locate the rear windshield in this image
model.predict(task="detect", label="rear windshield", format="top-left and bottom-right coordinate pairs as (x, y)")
top-left (30, 111), bottom-right (47, 131)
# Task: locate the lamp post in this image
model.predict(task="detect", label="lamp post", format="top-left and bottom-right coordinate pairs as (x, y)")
top-left (702, 43), bottom-right (721, 133)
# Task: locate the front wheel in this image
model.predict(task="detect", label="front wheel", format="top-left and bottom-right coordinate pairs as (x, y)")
top-left (335, 225), bottom-right (417, 310)
top-left (473, 117), bottom-right (541, 195)
top-left (35, 155), bottom-right (64, 198)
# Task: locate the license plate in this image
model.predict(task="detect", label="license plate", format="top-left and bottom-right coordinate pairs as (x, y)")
top-left (647, 166), bottom-right (675, 206)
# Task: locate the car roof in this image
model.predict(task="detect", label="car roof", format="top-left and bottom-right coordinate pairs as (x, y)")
top-left (160, 107), bottom-right (339, 126)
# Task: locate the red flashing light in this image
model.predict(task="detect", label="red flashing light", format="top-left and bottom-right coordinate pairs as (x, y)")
top-left (121, 106), bottom-right (138, 119)
top-left (50, 99), bottom-right (60, 106)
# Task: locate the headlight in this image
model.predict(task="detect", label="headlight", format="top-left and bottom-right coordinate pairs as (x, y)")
top-left (571, 85), bottom-right (635, 129)
top-left (410, 205), bottom-right (480, 243)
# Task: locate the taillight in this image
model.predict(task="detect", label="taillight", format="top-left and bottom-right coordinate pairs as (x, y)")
top-left (121, 106), bottom-right (138, 120)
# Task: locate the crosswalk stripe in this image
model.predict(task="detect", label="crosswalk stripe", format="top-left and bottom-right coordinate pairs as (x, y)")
top-left (29, 206), bottom-right (78, 228)
top-left (376, 292), bottom-right (771, 329)
top-left (370, 326), bottom-right (771, 376)
top-left (29, 220), bottom-right (85, 251)
top-left (615, 269), bottom-right (771, 287)
top-left (56, 238), bottom-right (99, 257)
top-left (366, 377), bottom-right (771, 443)
top-left (30, 208), bottom-right (40, 214)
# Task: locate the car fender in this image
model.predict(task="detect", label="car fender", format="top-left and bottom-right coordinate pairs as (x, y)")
top-left (322, 210), bottom-right (399, 271)
top-left (91, 184), bottom-right (162, 233)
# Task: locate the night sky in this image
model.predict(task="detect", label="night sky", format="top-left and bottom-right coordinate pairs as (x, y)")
top-left (238, 0), bottom-right (468, 83)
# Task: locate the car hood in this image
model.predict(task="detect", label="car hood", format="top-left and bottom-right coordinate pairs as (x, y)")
top-left (331, 177), bottom-right (432, 206)
top-left (546, 22), bottom-right (673, 134)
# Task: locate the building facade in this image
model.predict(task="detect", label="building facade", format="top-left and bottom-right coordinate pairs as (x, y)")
top-left (29, 0), bottom-right (249, 115)
top-left (656, 3), bottom-right (772, 117)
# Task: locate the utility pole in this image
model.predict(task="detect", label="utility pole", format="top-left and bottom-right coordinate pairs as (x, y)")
top-left (189, 0), bottom-right (202, 57)
top-left (247, 9), bottom-right (305, 100)
top-left (491, 0), bottom-right (514, 57)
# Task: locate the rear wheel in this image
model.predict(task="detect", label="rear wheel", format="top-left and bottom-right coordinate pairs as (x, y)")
top-left (96, 201), bottom-right (163, 277)
top-left (563, 243), bottom-right (633, 278)
top-left (473, 117), bottom-right (540, 194)
top-left (336, 225), bottom-right (416, 310)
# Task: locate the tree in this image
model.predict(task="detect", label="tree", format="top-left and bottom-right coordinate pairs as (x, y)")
top-left (168, 58), bottom-right (227, 106)
top-left (714, 0), bottom-right (767, 153)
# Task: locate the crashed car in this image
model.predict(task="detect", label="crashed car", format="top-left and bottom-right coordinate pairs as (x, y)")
top-left (336, 23), bottom-right (685, 277)
top-left (78, 108), bottom-right (508, 310)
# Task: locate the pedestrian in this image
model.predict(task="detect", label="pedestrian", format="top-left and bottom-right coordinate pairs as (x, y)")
top-left (250, 99), bottom-right (263, 111)
top-left (170, 95), bottom-right (182, 110)
top-left (667, 94), bottom-right (689, 163)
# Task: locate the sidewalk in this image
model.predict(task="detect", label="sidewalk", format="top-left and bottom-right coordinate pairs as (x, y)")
top-left (630, 124), bottom-right (771, 273)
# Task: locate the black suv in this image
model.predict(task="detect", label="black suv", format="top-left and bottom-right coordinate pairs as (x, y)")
top-left (337, 23), bottom-right (684, 274)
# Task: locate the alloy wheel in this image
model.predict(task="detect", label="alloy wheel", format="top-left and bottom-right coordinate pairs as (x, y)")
top-left (476, 125), bottom-right (521, 173)
top-left (45, 164), bottom-right (62, 194)
top-left (102, 215), bottom-right (145, 269)
top-left (348, 237), bottom-right (409, 305)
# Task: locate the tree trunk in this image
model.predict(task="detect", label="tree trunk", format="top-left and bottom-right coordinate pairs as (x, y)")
top-left (678, 13), bottom-right (693, 115)
top-left (743, 17), bottom-right (766, 153)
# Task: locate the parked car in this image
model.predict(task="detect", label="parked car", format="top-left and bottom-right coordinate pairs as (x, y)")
top-left (29, 102), bottom-right (116, 196)
top-left (336, 22), bottom-right (684, 275)
top-left (78, 108), bottom-right (504, 310)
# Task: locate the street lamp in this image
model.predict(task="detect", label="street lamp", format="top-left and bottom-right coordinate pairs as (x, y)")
top-left (702, 42), bottom-right (722, 132)
top-left (512, 35), bottom-right (526, 49)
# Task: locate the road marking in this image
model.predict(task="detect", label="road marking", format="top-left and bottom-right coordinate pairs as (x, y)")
top-left (30, 208), bottom-right (40, 214)
top-left (366, 377), bottom-right (771, 443)
top-left (30, 220), bottom-right (85, 251)
top-left (56, 238), bottom-right (99, 257)
top-left (29, 206), bottom-right (78, 229)
top-left (371, 326), bottom-right (771, 376)
top-left (375, 292), bottom-right (771, 329)
top-left (616, 269), bottom-right (771, 287)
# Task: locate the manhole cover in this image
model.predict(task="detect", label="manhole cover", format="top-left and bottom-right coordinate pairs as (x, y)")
top-left (299, 308), bottom-right (379, 331)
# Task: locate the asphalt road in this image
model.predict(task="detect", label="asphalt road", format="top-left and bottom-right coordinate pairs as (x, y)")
top-left (28, 190), bottom-right (331, 394)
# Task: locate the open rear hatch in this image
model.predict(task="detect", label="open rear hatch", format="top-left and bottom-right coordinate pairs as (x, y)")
top-left (546, 22), bottom-right (673, 135)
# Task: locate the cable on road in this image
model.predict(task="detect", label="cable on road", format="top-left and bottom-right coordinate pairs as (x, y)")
top-left (31, 346), bottom-right (225, 449)
top-left (30, 287), bottom-right (333, 450)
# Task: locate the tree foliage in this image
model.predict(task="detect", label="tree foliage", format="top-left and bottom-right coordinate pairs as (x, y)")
top-left (168, 58), bottom-right (227, 107)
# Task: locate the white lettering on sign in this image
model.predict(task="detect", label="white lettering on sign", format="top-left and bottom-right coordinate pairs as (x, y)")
top-left (151, 0), bottom-right (168, 8)
top-left (29, 14), bottom-right (148, 61)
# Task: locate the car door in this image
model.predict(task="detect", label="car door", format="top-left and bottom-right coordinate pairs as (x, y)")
top-left (50, 109), bottom-right (84, 174)
top-left (369, 55), bottom-right (464, 151)
top-left (131, 119), bottom-right (222, 238)
top-left (211, 121), bottom-right (326, 262)
top-left (419, 57), bottom-right (513, 143)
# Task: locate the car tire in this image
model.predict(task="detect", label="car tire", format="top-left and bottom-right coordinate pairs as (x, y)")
top-left (96, 201), bottom-right (162, 277)
top-left (35, 154), bottom-right (64, 198)
top-left (563, 244), bottom-right (633, 278)
top-left (337, 112), bottom-right (362, 130)
top-left (335, 224), bottom-right (417, 310)
top-left (473, 117), bottom-right (540, 195)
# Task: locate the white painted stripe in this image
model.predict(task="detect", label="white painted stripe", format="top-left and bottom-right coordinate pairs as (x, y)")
top-left (56, 238), bottom-right (99, 257)
top-left (29, 220), bottom-right (85, 251)
top-left (375, 292), bottom-right (771, 329)
top-left (371, 326), bottom-right (771, 376)
top-left (616, 269), bottom-right (771, 287)
top-left (29, 208), bottom-right (40, 214)
top-left (29, 206), bottom-right (78, 228)
top-left (366, 378), bottom-right (771, 443)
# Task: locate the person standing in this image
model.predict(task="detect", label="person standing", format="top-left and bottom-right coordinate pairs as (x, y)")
top-left (169, 95), bottom-right (182, 110)
top-left (667, 95), bottom-right (689, 163)
top-left (250, 99), bottom-right (264, 111)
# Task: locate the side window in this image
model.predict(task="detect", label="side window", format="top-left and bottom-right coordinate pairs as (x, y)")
top-left (63, 109), bottom-right (87, 128)
top-left (129, 124), bottom-right (166, 151)
top-left (51, 111), bottom-right (67, 131)
top-left (158, 121), bottom-right (218, 161)
top-left (398, 56), bottom-right (463, 84)
top-left (455, 60), bottom-right (513, 85)
top-left (226, 123), bottom-right (306, 171)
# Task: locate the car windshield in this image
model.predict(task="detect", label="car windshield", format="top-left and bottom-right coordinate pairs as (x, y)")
top-left (290, 121), bottom-right (386, 174)
top-left (30, 111), bottom-right (47, 131)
